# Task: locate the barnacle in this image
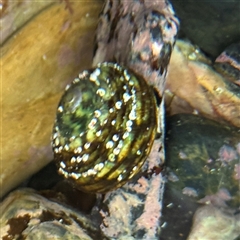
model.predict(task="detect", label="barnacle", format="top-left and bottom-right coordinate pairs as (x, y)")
top-left (52, 62), bottom-right (157, 193)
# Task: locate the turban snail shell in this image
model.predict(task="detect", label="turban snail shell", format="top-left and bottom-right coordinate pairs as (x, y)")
top-left (52, 62), bottom-right (157, 193)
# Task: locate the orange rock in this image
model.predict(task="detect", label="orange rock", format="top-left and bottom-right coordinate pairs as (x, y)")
top-left (1, 1), bottom-right (102, 198)
top-left (165, 40), bottom-right (240, 127)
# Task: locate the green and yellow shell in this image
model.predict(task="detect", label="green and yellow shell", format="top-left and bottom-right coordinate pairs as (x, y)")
top-left (52, 62), bottom-right (157, 193)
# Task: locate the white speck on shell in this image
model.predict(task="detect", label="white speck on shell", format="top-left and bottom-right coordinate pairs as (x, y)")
top-left (71, 157), bottom-right (76, 164)
top-left (109, 153), bottom-right (115, 162)
top-left (126, 126), bottom-right (132, 132)
top-left (74, 146), bottom-right (82, 154)
top-left (73, 78), bottom-right (80, 83)
top-left (87, 168), bottom-right (97, 176)
top-left (58, 106), bottom-right (63, 112)
top-left (71, 172), bottom-right (81, 179)
top-left (113, 148), bottom-right (121, 155)
top-left (117, 140), bottom-right (123, 149)
top-left (52, 132), bottom-right (58, 140)
top-left (80, 132), bottom-right (84, 137)
top-left (94, 162), bottom-right (104, 171)
top-left (115, 101), bottom-right (122, 109)
top-left (123, 132), bottom-right (129, 139)
top-left (129, 80), bottom-right (134, 86)
top-left (60, 161), bottom-right (66, 169)
top-left (106, 141), bottom-right (114, 149)
top-left (94, 110), bottom-right (101, 117)
top-left (90, 69), bottom-right (101, 82)
top-left (126, 120), bottom-right (133, 127)
top-left (132, 166), bottom-right (138, 172)
top-left (65, 84), bottom-right (71, 91)
top-left (69, 136), bottom-right (76, 141)
top-left (112, 134), bottom-right (119, 141)
top-left (123, 93), bottom-right (131, 102)
top-left (84, 142), bottom-right (91, 149)
top-left (55, 138), bottom-right (60, 146)
top-left (88, 118), bottom-right (97, 129)
top-left (82, 154), bottom-right (89, 162)
top-left (129, 109), bottom-right (137, 120)
top-left (96, 130), bottom-right (102, 137)
top-left (123, 69), bottom-right (130, 81)
top-left (96, 88), bottom-right (106, 96)
top-left (59, 167), bottom-right (69, 178)
top-left (117, 174), bottom-right (123, 181)
top-left (77, 156), bottom-right (82, 163)
top-left (64, 144), bottom-right (69, 151)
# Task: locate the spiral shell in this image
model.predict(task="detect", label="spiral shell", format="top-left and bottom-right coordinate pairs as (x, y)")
top-left (52, 62), bottom-right (157, 193)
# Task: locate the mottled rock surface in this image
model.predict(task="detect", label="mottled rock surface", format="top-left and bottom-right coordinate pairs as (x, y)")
top-left (161, 114), bottom-right (240, 239)
top-left (0, 188), bottom-right (103, 240)
top-left (166, 40), bottom-right (240, 127)
top-left (187, 205), bottom-right (240, 240)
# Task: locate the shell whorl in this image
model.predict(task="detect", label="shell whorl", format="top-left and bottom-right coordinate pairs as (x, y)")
top-left (52, 62), bottom-right (157, 193)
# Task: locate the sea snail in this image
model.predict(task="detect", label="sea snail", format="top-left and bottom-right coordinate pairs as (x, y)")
top-left (52, 62), bottom-right (158, 193)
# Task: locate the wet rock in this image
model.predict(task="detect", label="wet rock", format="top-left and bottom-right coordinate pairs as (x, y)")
top-left (0, 188), bottom-right (103, 240)
top-left (99, 139), bottom-right (165, 239)
top-left (160, 186), bottom-right (199, 240)
top-left (171, 0), bottom-right (240, 58)
top-left (93, 0), bottom-right (179, 95)
top-left (187, 205), bottom-right (240, 240)
top-left (165, 40), bottom-right (240, 127)
top-left (161, 113), bottom-right (240, 239)
top-left (0, 1), bottom-right (54, 45)
top-left (1, 0), bottom-right (102, 198)
top-left (165, 113), bottom-right (240, 208)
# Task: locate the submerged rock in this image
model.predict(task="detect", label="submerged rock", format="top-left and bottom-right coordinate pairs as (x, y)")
top-left (187, 205), bottom-right (240, 240)
top-left (0, 188), bottom-right (103, 240)
top-left (171, 0), bottom-right (240, 58)
top-left (161, 113), bottom-right (240, 239)
top-left (165, 113), bottom-right (240, 208)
